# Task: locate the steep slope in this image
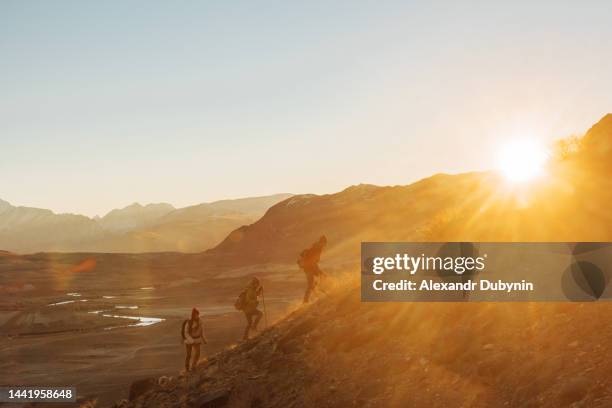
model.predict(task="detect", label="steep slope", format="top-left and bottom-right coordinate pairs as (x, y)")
top-left (122, 280), bottom-right (612, 408)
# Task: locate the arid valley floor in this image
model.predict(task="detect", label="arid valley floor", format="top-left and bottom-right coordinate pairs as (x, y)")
top-left (0, 252), bottom-right (308, 405)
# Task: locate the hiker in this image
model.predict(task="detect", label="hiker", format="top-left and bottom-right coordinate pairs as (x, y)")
top-left (181, 308), bottom-right (207, 372)
top-left (235, 277), bottom-right (264, 340)
top-left (298, 235), bottom-right (327, 303)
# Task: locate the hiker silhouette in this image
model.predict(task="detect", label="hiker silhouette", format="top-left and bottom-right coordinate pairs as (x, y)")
top-left (298, 235), bottom-right (327, 303)
top-left (181, 308), bottom-right (207, 372)
top-left (235, 277), bottom-right (264, 340)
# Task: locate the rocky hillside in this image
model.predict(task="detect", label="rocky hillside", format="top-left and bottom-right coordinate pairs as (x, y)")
top-left (120, 279), bottom-right (611, 408)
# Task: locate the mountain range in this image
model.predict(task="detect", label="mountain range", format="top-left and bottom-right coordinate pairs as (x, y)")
top-left (209, 114), bottom-right (612, 265)
top-left (0, 194), bottom-right (292, 254)
top-left (2, 114), bottom-right (611, 260)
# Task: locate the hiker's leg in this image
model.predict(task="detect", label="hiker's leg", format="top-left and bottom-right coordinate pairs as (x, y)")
top-left (253, 309), bottom-right (263, 330)
top-left (313, 265), bottom-right (324, 287)
top-left (303, 273), bottom-right (314, 303)
top-left (184, 344), bottom-right (192, 372)
top-left (315, 271), bottom-right (328, 294)
top-left (243, 312), bottom-right (253, 340)
top-left (192, 344), bottom-right (201, 370)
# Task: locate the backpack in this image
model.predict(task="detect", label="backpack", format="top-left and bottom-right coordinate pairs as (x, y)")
top-left (181, 319), bottom-right (189, 340)
top-left (297, 249), bottom-right (308, 268)
top-left (234, 290), bottom-right (247, 310)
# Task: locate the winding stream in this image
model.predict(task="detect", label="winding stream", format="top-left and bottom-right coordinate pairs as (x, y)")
top-left (46, 288), bottom-right (165, 329)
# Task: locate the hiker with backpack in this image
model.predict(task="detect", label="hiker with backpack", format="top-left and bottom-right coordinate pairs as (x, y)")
top-left (181, 308), bottom-right (207, 372)
top-left (235, 277), bottom-right (264, 340)
top-left (298, 235), bottom-right (328, 303)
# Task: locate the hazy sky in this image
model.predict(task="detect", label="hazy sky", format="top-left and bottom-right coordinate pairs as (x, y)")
top-left (2, 1), bottom-right (611, 217)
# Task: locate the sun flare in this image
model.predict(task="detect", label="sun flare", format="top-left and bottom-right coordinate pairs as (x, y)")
top-left (497, 139), bottom-right (548, 183)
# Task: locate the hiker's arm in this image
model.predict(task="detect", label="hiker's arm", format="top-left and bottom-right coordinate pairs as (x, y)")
top-left (183, 325), bottom-right (194, 344)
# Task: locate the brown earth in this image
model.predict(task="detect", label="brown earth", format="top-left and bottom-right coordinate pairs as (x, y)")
top-left (123, 277), bottom-right (612, 408)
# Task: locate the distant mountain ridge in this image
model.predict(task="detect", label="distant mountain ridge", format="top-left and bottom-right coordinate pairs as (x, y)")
top-left (98, 202), bottom-right (176, 233)
top-left (0, 194), bottom-right (292, 254)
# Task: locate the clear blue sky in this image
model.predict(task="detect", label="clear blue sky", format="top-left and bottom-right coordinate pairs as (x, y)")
top-left (2, 1), bottom-right (611, 217)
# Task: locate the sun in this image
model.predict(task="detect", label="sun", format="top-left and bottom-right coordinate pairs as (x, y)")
top-left (497, 139), bottom-right (548, 183)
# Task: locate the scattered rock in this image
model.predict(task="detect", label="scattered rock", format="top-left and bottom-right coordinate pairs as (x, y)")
top-left (157, 375), bottom-right (176, 391)
top-left (277, 338), bottom-right (302, 354)
top-left (204, 364), bottom-right (219, 378)
top-left (129, 378), bottom-right (157, 401)
top-left (115, 399), bottom-right (129, 408)
top-left (277, 317), bottom-right (317, 351)
top-left (559, 376), bottom-right (591, 404)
